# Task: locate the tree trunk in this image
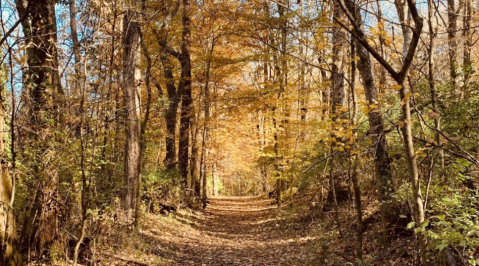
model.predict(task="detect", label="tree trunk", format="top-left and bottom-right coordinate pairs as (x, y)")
top-left (199, 41), bottom-right (214, 200)
top-left (349, 41), bottom-right (363, 260)
top-left (0, 74), bottom-right (21, 266)
top-left (349, 0), bottom-right (396, 234)
top-left (399, 80), bottom-right (427, 263)
top-left (338, 0), bottom-right (427, 262)
top-left (212, 160), bottom-right (218, 196)
top-left (137, 40), bottom-right (153, 228)
top-left (161, 54), bottom-right (180, 170)
top-left (201, 149), bottom-right (208, 200)
top-left (462, 0), bottom-right (473, 91)
top-left (190, 118), bottom-right (201, 195)
top-left (16, 0), bottom-right (62, 258)
top-left (328, 0), bottom-right (347, 210)
top-left (178, 0), bottom-right (192, 187)
top-left (331, 3), bottom-right (347, 114)
top-left (447, 0), bottom-right (458, 93)
top-left (69, 0), bottom-right (82, 137)
top-left (122, 5), bottom-right (141, 212)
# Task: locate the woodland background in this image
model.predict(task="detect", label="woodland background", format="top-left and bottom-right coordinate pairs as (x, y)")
top-left (0, 0), bottom-right (478, 265)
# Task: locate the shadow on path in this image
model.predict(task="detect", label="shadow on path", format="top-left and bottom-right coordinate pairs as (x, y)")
top-left (145, 196), bottom-right (318, 265)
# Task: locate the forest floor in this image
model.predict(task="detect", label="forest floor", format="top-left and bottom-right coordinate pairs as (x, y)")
top-left (99, 196), bottom-right (329, 265)
top-left (160, 196), bottom-right (320, 265)
top-left (94, 194), bottom-right (421, 266)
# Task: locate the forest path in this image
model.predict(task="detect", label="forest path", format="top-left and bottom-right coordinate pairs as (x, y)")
top-left (150, 196), bottom-right (318, 265)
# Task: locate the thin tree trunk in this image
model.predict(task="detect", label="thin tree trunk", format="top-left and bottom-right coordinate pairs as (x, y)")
top-left (178, 0), bottom-right (192, 187)
top-left (199, 41), bottom-right (214, 200)
top-left (348, 0), bottom-right (395, 240)
top-left (331, 2), bottom-right (347, 113)
top-left (337, 0), bottom-right (427, 262)
top-left (212, 160), bottom-right (218, 196)
top-left (190, 116), bottom-right (201, 195)
top-left (69, 0), bottom-right (82, 137)
top-left (328, 0), bottom-right (347, 212)
top-left (376, 0), bottom-right (387, 89)
top-left (0, 71), bottom-right (21, 266)
top-left (137, 39), bottom-right (153, 228)
top-left (73, 64), bottom-right (89, 266)
top-left (462, 0), bottom-right (473, 92)
top-left (427, 0), bottom-right (443, 169)
top-left (122, 5), bottom-right (142, 213)
top-left (201, 149), bottom-right (208, 200)
top-left (162, 54), bottom-right (180, 170)
top-left (447, 0), bottom-right (458, 93)
top-left (349, 41), bottom-right (363, 260)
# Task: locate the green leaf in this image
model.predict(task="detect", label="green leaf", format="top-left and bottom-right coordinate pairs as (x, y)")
top-left (437, 244), bottom-right (447, 251)
top-left (420, 220), bottom-right (430, 228)
top-left (407, 222), bottom-right (415, 229)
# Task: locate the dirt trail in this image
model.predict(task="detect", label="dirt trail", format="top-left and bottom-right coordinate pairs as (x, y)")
top-left (151, 196), bottom-right (318, 266)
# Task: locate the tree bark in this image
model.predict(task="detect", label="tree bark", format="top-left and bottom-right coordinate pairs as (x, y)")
top-left (122, 4), bottom-right (141, 212)
top-left (328, 1), bottom-right (347, 215)
top-left (190, 116), bottom-right (201, 195)
top-left (69, 0), bottom-right (82, 137)
top-left (161, 54), bottom-right (180, 170)
top-left (16, 0), bottom-right (62, 258)
top-left (348, 40), bottom-right (363, 260)
top-left (178, 0), bottom-right (192, 187)
top-left (447, 0), bottom-right (458, 92)
top-left (331, 3), bottom-right (347, 114)
top-left (337, 0), bottom-right (427, 262)
top-left (0, 72), bottom-right (21, 266)
top-left (138, 39), bottom-right (153, 228)
top-left (199, 41), bottom-right (214, 200)
top-left (346, 0), bottom-right (396, 238)
top-left (462, 0), bottom-right (473, 91)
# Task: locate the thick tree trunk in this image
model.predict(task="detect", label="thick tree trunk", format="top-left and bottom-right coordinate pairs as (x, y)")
top-left (122, 6), bottom-right (141, 212)
top-left (16, 0), bottom-right (62, 258)
top-left (178, 0), bottom-right (192, 186)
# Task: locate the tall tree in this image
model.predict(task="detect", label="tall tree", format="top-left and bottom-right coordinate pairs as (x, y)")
top-left (345, 0), bottom-right (396, 240)
top-left (447, 0), bottom-right (458, 92)
top-left (178, 0), bottom-right (193, 186)
top-left (157, 0), bottom-right (181, 170)
top-left (462, 0), bottom-right (473, 90)
top-left (122, 1), bottom-right (142, 215)
top-left (0, 72), bottom-right (21, 266)
top-left (15, 0), bottom-right (63, 258)
top-left (337, 0), bottom-right (427, 262)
